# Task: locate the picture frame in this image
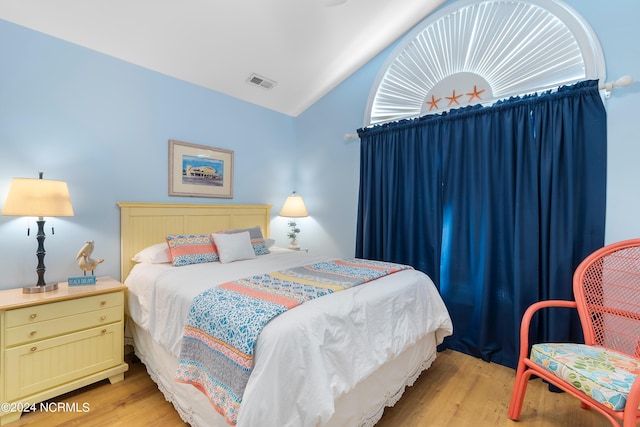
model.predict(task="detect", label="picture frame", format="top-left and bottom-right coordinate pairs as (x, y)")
top-left (168, 139), bottom-right (234, 198)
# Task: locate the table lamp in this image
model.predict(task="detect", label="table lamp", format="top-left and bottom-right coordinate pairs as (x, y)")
top-left (278, 192), bottom-right (309, 250)
top-left (2, 172), bottom-right (74, 293)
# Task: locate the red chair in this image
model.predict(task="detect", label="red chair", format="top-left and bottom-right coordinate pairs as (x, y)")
top-left (508, 238), bottom-right (640, 426)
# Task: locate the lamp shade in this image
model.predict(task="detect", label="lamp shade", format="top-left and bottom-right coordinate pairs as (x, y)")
top-left (2, 178), bottom-right (74, 217)
top-left (279, 194), bottom-right (309, 218)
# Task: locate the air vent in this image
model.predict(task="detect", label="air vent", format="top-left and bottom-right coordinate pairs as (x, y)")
top-left (247, 73), bottom-right (276, 90)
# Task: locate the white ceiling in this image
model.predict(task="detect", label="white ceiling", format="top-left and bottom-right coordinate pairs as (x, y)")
top-left (0, 0), bottom-right (446, 116)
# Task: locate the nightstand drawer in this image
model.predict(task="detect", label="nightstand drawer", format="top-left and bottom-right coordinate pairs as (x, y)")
top-left (5, 322), bottom-right (124, 402)
top-left (5, 306), bottom-right (122, 347)
top-left (5, 292), bottom-right (123, 328)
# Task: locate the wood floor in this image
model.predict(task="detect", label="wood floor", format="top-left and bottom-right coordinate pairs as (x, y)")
top-left (12, 349), bottom-right (611, 427)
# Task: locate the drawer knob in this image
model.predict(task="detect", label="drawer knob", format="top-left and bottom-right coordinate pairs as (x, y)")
top-left (100, 315), bottom-right (107, 321)
top-left (101, 301), bottom-right (107, 306)
top-left (30, 346), bottom-right (37, 352)
top-left (30, 313), bottom-right (37, 319)
top-left (30, 331), bottom-right (37, 337)
top-left (101, 329), bottom-right (107, 334)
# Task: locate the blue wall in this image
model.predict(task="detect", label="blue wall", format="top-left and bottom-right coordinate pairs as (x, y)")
top-left (0, 21), bottom-right (296, 289)
top-left (1, 0), bottom-right (639, 290)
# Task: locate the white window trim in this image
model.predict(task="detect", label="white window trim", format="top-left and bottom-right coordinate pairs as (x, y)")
top-left (364, 0), bottom-right (605, 126)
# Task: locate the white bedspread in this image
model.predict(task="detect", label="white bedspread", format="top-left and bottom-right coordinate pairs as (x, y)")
top-left (125, 248), bottom-right (452, 426)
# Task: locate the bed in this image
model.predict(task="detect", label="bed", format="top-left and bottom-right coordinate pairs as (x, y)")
top-left (119, 202), bottom-right (453, 427)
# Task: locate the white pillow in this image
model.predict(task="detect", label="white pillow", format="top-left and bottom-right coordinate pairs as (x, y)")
top-left (212, 231), bottom-right (257, 264)
top-left (265, 238), bottom-right (275, 248)
top-left (132, 242), bottom-right (171, 264)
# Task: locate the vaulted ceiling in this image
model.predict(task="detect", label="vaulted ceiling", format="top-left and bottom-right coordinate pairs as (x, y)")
top-left (0, 0), bottom-right (446, 116)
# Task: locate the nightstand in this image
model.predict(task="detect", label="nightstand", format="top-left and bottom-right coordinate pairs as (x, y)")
top-left (0, 277), bottom-right (129, 425)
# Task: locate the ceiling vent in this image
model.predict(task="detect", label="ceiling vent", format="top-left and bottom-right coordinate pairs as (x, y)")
top-left (247, 73), bottom-right (276, 90)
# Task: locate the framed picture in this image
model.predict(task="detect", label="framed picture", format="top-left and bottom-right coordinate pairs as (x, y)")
top-left (168, 139), bottom-right (234, 198)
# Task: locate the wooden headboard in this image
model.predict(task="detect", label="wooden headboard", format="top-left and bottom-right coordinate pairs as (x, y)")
top-left (118, 202), bottom-right (271, 281)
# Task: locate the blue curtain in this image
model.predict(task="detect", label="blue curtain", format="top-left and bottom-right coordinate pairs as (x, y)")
top-left (356, 80), bottom-right (607, 368)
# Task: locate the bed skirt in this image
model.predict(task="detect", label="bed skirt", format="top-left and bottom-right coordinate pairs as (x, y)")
top-left (127, 317), bottom-right (440, 427)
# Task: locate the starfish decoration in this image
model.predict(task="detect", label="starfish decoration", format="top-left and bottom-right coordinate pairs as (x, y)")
top-left (426, 94), bottom-right (442, 111)
top-left (466, 85), bottom-right (486, 102)
top-left (446, 89), bottom-right (463, 107)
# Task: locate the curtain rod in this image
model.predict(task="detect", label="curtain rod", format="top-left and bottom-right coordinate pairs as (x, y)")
top-left (599, 75), bottom-right (633, 98)
top-left (344, 76), bottom-right (633, 141)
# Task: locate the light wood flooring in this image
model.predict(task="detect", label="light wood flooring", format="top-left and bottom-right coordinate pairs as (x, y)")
top-left (13, 349), bottom-right (611, 427)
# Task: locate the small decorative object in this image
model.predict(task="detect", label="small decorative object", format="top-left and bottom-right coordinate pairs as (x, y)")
top-left (169, 139), bottom-right (234, 198)
top-left (286, 220), bottom-right (302, 250)
top-left (68, 275), bottom-right (96, 286)
top-left (279, 191), bottom-right (309, 250)
top-left (75, 240), bottom-right (104, 275)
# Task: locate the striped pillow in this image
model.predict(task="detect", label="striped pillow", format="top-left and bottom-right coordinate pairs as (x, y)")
top-left (166, 234), bottom-right (219, 266)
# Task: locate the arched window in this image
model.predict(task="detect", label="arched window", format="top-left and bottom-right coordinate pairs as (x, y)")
top-left (364, 0), bottom-right (605, 126)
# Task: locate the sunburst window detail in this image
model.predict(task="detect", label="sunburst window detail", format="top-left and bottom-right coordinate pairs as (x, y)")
top-left (365, 0), bottom-right (605, 126)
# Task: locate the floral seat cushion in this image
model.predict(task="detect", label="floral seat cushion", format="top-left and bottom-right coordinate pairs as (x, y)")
top-left (531, 343), bottom-right (640, 411)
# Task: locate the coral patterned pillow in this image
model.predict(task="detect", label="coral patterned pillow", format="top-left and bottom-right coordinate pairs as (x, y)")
top-left (166, 234), bottom-right (219, 266)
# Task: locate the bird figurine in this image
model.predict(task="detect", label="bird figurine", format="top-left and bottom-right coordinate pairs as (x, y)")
top-left (76, 240), bottom-right (104, 275)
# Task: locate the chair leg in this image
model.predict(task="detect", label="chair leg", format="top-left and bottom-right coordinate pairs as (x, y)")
top-left (508, 364), bottom-right (531, 420)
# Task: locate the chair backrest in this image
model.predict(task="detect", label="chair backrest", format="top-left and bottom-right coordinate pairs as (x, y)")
top-left (573, 238), bottom-right (640, 356)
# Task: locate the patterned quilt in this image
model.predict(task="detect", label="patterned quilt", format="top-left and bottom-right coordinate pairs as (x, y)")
top-left (175, 258), bottom-right (412, 425)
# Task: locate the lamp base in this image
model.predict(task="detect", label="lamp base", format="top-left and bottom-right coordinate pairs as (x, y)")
top-left (288, 238), bottom-right (300, 250)
top-left (23, 283), bottom-right (58, 294)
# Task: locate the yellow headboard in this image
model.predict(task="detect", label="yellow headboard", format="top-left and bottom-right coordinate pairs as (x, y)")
top-left (118, 202), bottom-right (271, 281)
